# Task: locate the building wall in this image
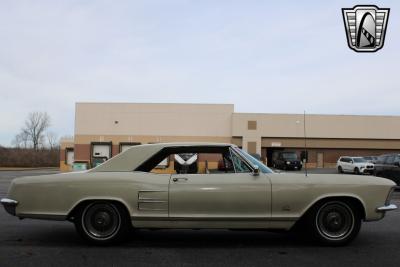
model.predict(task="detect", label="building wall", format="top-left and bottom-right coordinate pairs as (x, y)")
top-left (60, 103), bottom-right (400, 170)
top-left (75, 103), bottom-right (233, 137)
top-left (232, 113), bottom-right (400, 155)
top-left (59, 138), bottom-right (74, 172)
top-left (73, 103), bottom-right (234, 166)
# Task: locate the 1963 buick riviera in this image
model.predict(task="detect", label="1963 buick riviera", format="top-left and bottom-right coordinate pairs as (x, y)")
top-left (1, 143), bottom-right (398, 245)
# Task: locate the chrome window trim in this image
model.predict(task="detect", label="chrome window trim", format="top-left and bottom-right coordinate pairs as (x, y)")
top-left (229, 147), bottom-right (255, 173)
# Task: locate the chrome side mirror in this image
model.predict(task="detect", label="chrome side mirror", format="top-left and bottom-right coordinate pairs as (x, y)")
top-left (252, 165), bottom-right (260, 176)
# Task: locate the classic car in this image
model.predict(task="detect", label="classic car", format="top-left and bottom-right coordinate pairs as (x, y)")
top-left (1, 143), bottom-right (398, 246)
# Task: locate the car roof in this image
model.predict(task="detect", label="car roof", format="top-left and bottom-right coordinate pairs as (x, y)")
top-left (90, 142), bottom-right (235, 172)
top-left (132, 142), bottom-right (234, 148)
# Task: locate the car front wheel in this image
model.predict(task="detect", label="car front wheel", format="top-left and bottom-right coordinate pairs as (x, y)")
top-left (307, 200), bottom-right (361, 246)
top-left (338, 166), bottom-right (343, 173)
top-left (74, 201), bottom-right (130, 244)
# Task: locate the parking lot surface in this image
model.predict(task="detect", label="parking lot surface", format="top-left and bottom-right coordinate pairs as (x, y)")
top-left (1, 169), bottom-right (399, 267)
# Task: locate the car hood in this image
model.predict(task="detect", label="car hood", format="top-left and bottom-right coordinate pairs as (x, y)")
top-left (272, 172), bottom-right (395, 186)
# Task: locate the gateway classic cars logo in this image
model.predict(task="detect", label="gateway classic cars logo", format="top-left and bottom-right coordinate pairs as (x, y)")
top-left (342, 5), bottom-right (390, 52)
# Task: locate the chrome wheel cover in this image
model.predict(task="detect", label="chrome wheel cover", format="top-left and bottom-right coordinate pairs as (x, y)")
top-left (316, 202), bottom-right (355, 240)
top-left (82, 203), bottom-right (121, 240)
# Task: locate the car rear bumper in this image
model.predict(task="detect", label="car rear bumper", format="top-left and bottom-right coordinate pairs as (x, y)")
top-left (1, 198), bottom-right (18, 216)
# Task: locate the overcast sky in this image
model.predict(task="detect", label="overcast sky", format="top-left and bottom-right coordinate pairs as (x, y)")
top-left (0, 0), bottom-right (399, 146)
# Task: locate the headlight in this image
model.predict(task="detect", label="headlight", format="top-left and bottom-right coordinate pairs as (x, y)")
top-left (286, 161), bottom-right (290, 164)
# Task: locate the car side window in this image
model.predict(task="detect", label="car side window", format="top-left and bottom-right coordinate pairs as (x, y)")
top-left (150, 152), bottom-right (235, 174)
top-left (230, 150), bottom-right (252, 173)
top-left (385, 156), bottom-right (395, 165)
top-left (376, 156), bottom-right (386, 164)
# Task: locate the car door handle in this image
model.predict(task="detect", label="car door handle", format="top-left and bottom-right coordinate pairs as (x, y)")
top-left (173, 177), bottom-right (188, 182)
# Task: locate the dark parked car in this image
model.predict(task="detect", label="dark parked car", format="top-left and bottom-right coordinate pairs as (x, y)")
top-left (272, 151), bottom-right (302, 170)
top-left (363, 156), bottom-right (378, 164)
top-left (374, 154), bottom-right (400, 185)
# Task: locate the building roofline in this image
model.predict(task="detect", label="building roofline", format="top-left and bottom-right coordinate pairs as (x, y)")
top-left (233, 112), bottom-right (400, 118)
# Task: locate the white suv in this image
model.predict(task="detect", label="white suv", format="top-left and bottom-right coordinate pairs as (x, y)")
top-left (337, 156), bottom-right (374, 174)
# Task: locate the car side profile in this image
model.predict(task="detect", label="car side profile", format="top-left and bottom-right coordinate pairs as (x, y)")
top-left (337, 156), bottom-right (374, 174)
top-left (374, 154), bottom-right (400, 185)
top-left (1, 143), bottom-right (397, 246)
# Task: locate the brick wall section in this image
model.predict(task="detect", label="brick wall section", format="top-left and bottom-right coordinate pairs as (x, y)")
top-left (112, 145), bottom-right (119, 157)
top-left (59, 149), bottom-right (66, 161)
top-left (74, 144), bottom-right (91, 162)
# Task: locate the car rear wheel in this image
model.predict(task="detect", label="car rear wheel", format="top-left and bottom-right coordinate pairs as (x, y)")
top-left (307, 200), bottom-right (361, 246)
top-left (74, 201), bottom-right (130, 244)
top-left (338, 166), bottom-right (343, 173)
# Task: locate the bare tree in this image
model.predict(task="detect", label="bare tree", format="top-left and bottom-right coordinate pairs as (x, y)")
top-left (21, 112), bottom-right (51, 151)
top-left (46, 131), bottom-right (59, 150)
top-left (12, 131), bottom-right (30, 148)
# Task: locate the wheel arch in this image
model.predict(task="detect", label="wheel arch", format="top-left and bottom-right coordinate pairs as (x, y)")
top-left (67, 197), bottom-right (131, 221)
top-left (299, 194), bottom-right (367, 221)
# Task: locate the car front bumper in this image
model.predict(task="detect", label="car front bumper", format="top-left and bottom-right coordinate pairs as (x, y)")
top-left (1, 198), bottom-right (18, 216)
top-left (376, 204), bottom-right (397, 212)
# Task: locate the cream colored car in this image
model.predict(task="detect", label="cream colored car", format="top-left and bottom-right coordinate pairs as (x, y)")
top-left (1, 143), bottom-right (398, 245)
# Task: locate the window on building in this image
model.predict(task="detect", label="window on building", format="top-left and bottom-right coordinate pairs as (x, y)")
top-left (247, 142), bottom-right (257, 154)
top-left (248, 120), bottom-right (257, 130)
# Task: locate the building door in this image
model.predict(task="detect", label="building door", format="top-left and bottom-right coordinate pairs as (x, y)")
top-left (317, 152), bottom-right (324, 168)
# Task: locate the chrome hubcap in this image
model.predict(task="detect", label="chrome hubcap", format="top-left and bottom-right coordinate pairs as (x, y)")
top-left (82, 203), bottom-right (121, 240)
top-left (316, 202), bottom-right (354, 240)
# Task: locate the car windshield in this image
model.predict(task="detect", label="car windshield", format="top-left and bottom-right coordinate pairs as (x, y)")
top-left (282, 153), bottom-right (297, 160)
top-left (234, 148), bottom-right (273, 173)
top-left (353, 158), bottom-right (367, 163)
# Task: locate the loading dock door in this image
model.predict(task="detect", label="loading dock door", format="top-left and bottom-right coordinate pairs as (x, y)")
top-left (121, 145), bottom-right (133, 153)
top-left (91, 142), bottom-right (112, 168)
top-left (266, 148), bottom-right (284, 167)
top-left (93, 145), bottom-right (111, 158)
top-left (120, 142), bottom-right (141, 153)
top-left (66, 149), bottom-right (74, 166)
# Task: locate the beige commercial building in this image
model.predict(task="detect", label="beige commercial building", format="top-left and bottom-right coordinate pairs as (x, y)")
top-left (60, 103), bottom-right (400, 171)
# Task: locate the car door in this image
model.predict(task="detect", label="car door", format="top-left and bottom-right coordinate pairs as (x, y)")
top-left (169, 150), bottom-right (271, 222)
top-left (384, 155), bottom-right (396, 179)
top-left (342, 157), bottom-right (350, 171)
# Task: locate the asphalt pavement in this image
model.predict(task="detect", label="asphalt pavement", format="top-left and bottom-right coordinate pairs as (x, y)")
top-left (0, 169), bottom-right (399, 267)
